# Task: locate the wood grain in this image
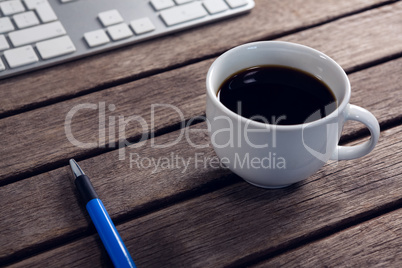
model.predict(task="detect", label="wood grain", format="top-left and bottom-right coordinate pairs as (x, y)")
top-left (7, 124), bottom-right (402, 267)
top-left (0, 122), bottom-right (232, 261)
top-left (255, 209), bottom-right (402, 267)
top-left (1, 2), bottom-right (402, 266)
top-left (0, 0), bottom-right (393, 115)
top-left (1, 50), bottom-right (402, 260)
top-left (281, 1), bottom-right (402, 73)
top-left (1, 34), bottom-right (402, 184)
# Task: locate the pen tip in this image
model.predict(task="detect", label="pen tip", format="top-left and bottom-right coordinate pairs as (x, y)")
top-left (69, 159), bottom-right (85, 178)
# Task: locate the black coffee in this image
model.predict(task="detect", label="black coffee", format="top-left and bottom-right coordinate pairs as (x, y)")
top-left (218, 65), bottom-right (337, 125)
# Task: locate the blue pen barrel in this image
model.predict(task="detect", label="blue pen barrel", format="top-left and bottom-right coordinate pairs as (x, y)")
top-left (86, 198), bottom-right (136, 268)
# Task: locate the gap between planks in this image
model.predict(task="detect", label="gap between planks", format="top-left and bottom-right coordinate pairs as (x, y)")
top-left (0, 0), bottom-right (398, 119)
top-left (1, 51), bottom-right (402, 186)
top-left (4, 124), bottom-right (402, 267)
top-left (228, 191), bottom-right (402, 267)
top-left (250, 203), bottom-right (402, 267)
top-left (1, 2), bottom-right (402, 184)
top-left (3, 74), bottom-right (402, 262)
top-left (0, 2), bottom-right (402, 264)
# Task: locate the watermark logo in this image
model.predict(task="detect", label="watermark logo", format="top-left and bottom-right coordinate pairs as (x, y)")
top-left (64, 102), bottom-right (210, 160)
top-left (64, 101), bottom-right (338, 172)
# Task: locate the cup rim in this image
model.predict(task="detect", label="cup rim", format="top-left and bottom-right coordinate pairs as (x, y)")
top-left (206, 41), bottom-right (351, 130)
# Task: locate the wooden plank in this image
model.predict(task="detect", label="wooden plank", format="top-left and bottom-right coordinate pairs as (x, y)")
top-left (255, 209), bottom-right (402, 267)
top-left (7, 124), bottom-right (402, 267)
top-left (0, 122), bottom-right (231, 261)
top-left (1, 50), bottom-right (402, 260)
top-left (0, 0), bottom-right (393, 115)
top-left (281, 1), bottom-right (402, 73)
top-left (1, 4), bottom-right (402, 183)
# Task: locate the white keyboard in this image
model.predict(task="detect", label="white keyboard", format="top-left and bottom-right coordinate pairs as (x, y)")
top-left (0, 0), bottom-right (255, 79)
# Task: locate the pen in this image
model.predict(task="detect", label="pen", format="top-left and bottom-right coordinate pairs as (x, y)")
top-left (69, 159), bottom-right (136, 268)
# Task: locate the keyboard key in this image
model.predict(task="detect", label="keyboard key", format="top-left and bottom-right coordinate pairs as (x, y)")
top-left (0, 58), bottom-right (5, 71)
top-left (174, 0), bottom-right (193, 4)
top-left (98, 9), bottom-right (123, 27)
top-left (0, 0), bottom-right (254, 78)
top-left (84, 29), bottom-right (110, 47)
top-left (4, 45), bottom-right (38, 68)
top-left (203, 0), bottom-right (229, 14)
top-left (24, 0), bottom-right (57, 23)
top-left (13, 11), bottom-right (40, 29)
top-left (9, 21), bottom-right (66, 47)
top-left (160, 2), bottom-right (208, 26)
top-left (107, 23), bottom-right (133, 41)
top-left (36, 36), bottom-right (76, 59)
top-left (130, 17), bottom-right (155, 35)
top-left (0, 0), bottom-right (25, 16)
top-left (0, 17), bottom-right (15, 34)
top-left (0, 35), bottom-right (10, 51)
top-left (150, 0), bottom-right (175, 11)
top-left (225, 0), bottom-right (248, 8)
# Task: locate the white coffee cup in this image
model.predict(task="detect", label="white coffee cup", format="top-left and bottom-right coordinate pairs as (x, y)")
top-left (206, 41), bottom-right (380, 188)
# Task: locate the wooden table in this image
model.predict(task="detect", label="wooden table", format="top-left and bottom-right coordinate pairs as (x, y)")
top-left (1, 0), bottom-right (402, 267)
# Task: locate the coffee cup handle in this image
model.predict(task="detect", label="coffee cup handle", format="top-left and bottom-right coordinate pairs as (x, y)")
top-left (331, 104), bottom-right (380, 160)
